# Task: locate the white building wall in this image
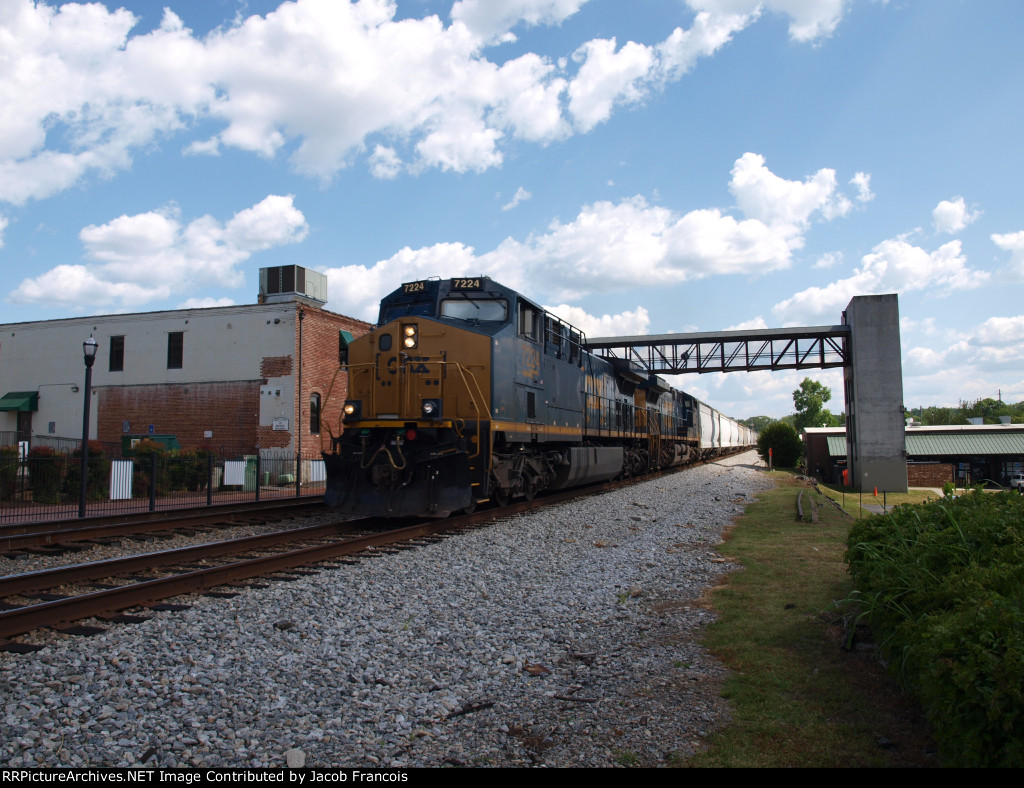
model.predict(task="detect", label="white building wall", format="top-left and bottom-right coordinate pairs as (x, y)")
top-left (0, 304), bottom-right (297, 445)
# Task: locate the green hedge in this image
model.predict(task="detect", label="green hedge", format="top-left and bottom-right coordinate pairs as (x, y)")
top-left (846, 492), bottom-right (1024, 766)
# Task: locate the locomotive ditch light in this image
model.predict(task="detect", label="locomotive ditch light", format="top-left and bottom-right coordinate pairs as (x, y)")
top-left (342, 400), bottom-right (361, 421)
top-left (421, 398), bottom-right (442, 419)
top-left (402, 324), bottom-right (418, 349)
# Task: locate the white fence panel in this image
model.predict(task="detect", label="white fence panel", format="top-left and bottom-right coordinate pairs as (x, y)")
top-left (224, 460), bottom-right (246, 486)
top-left (304, 459), bottom-right (326, 483)
top-left (110, 460), bottom-right (133, 500)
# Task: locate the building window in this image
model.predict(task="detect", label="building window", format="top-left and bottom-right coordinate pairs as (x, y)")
top-left (167, 332), bottom-right (183, 369)
top-left (109, 336), bottom-right (124, 372)
top-left (310, 392), bottom-right (321, 434)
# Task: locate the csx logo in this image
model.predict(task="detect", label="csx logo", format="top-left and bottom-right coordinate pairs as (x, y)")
top-left (521, 346), bottom-right (540, 378)
top-left (386, 356), bottom-right (431, 374)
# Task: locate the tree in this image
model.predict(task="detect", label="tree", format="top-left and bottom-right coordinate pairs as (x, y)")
top-left (793, 377), bottom-right (841, 431)
top-left (756, 422), bottom-right (804, 468)
top-left (917, 398), bottom-right (1022, 425)
top-left (742, 415), bottom-right (775, 433)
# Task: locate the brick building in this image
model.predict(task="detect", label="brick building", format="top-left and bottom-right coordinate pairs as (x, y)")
top-left (0, 266), bottom-right (369, 463)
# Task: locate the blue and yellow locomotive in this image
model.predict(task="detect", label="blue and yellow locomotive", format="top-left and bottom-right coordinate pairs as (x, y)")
top-left (323, 276), bottom-right (754, 517)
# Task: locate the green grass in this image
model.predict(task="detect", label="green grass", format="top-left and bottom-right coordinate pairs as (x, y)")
top-left (817, 483), bottom-right (941, 518)
top-left (682, 472), bottom-right (935, 768)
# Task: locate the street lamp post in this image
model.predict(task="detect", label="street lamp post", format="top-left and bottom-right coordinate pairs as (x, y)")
top-left (79, 337), bottom-right (98, 518)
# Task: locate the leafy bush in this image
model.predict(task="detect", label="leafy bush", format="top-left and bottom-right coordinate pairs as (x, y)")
top-left (755, 421), bottom-right (804, 467)
top-left (132, 439), bottom-right (168, 498)
top-left (846, 492), bottom-right (1024, 766)
top-left (29, 446), bottom-right (65, 503)
top-left (168, 449), bottom-right (209, 492)
top-left (64, 441), bottom-right (109, 501)
top-left (0, 445), bottom-right (20, 500)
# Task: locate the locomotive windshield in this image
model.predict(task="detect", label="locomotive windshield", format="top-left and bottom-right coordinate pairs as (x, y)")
top-left (440, 298), bottom-right (508, 322)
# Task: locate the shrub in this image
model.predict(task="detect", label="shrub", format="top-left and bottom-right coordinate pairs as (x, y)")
top-left (29, 446), bottom-right (65, 503)
top-left (0, 445), bottom-right (20, 500)
top-left (846, 493), bottom-right (1024, 766)
top-left (755, 421), bottom-right (804, 467)
top-left (132, 439), bottom-right (168, 497)
top-left (168, 449), bottom-right (208, 492)
top-left (65, 441), bottom-right (109, 501)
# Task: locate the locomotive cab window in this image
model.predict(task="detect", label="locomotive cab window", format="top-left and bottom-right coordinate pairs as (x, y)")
top-left (440, 298), bottom-right (507, 322)
top-left (518, 302), bottom-right (539, 341)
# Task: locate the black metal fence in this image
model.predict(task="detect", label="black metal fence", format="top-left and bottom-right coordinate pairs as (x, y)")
top-left (0, 447), bottom-right (327, 523)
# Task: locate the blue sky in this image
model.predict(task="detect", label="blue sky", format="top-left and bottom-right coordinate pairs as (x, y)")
top-left (2, 0), bottom-right (1022, 419)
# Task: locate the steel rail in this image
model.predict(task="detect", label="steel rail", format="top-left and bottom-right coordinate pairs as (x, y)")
top-left (0, 520), bottom-right (361, 599)
top-left (0, 499), bottom-right (328, 551)
top-left (0, 518), bottom-right (454, 639)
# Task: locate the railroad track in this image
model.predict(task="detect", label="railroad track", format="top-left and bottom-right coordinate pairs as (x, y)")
top-left (0, 498), bottom-right (329, 553)
top-left (0, 518), bottom-right (454, 645)
top-left (0, 455), bottom-right (743, 649)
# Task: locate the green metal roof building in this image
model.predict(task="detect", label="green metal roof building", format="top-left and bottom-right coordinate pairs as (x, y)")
top-left (806, 424), bottom-right (1024, 489)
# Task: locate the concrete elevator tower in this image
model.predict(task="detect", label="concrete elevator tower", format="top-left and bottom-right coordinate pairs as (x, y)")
top-left (842, 294), bottom-right (908, 493)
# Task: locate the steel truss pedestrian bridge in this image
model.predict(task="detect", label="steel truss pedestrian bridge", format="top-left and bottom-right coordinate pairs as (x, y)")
top-left (584, 294), bottom-right (907, 493)
top-left (586, 325), bottom-right (850, 375)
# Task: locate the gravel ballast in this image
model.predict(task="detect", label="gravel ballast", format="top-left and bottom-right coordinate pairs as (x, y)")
top-left (1, 451), bottom-right (770, 768)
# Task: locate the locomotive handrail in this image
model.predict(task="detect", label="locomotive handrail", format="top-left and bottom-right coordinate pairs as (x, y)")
top-left (447, 362), bottom-right (490, 467)
top-left (321, 362), bottom-right (376, 447)
top-left (395, 359), bottom-right (490, 468)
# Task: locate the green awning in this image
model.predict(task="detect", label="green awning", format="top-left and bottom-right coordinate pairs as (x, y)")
top-left (826, 436), bottom-right (847, 457)
top-left (0, 391), bottom-right (38, 412)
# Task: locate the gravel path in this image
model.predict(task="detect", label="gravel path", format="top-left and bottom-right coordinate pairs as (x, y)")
top-left (1, 451), bottom-right (770, 768)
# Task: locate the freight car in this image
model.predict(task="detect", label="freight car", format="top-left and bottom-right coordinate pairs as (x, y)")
top-left (323, 276), bottom-right (755, 517)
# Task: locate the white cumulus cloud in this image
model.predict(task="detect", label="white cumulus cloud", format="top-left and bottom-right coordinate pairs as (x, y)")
top-left (9, 195), bottom-right (307, 312)
top-left (773, 237), bottom-right (990, 322)
top-left (502, 187), bottom-right (533, 211)
top-left (687, 0), bottom-right (849, 43)
top-left (177, 297), bottom-right (237, 309)
top-left (906, 314), bottom-right (1024, 377)
top-left (450, 0), bottom-right (590, 42)
top-left (369, 146), bottom-right (403, 180)
top-left (850, 172), bottom-right (874, 202)
top-left (0, 0), bottom-right (854, 204)
top-left (543, 304), bottom-right (651, 337)
top-left (730, 152), bottom-right (851, 228)
top-left (932, 196), bottom-right (981, 235)
top-left (814, 251), bottom-right (843, 269)
top-left (322, 153), bottom-right (857, 319)
top-left (992, 230), bottom-right (1024, 279)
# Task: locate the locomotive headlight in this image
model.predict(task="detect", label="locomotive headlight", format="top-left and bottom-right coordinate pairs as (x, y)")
top-left (402, 324), bottom-right (418, 349)
top-left (342, 400), bottom-right (361, 421)
top-left (421, 398), bottom-right (441, 419)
